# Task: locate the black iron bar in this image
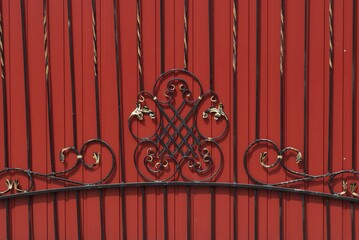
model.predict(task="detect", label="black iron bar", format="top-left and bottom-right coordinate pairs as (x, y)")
top-left (351, 203), bottom-right (355, 240)
top-left (4, 181), bottom-right (359, 202)
top-left (20, 0), bottom-right (33, 238)
top-left (208, 2), bottom-right (216, 238)
top-left (279, 192), bottom-right (283, 240)
top-left (302, 194), bottom-right (307, 240)
top-left (67, 0), bottom-right (82, 238)
top-left (326, 198), bottom-right (330, 240)
top-left (42, 1), bottom-right (59, 238)
top-left (232, 0), bottom-right (238, 238)
top-left (279, 1), bottom-right (285, 239)
top-left (184, 0), bottom-right (188, 70)
top-left (113, 0), bottom-right (127, 238)
top-left (255, 0), bottom-right (260, 140)
top-left (254, 0), bottom-right (261, 238)
top-left (328, 0), bottom-right (334, 174)
top-left (186, 186), bottom-right (191, 240)
top-left (142, 186), bottom-right (147, 240)
top-left (326, 0), bottom-right (334, 238)
top-left (208, 0), bottom-right (214, 90)
top-left (352, 0), bottom-right (357, 172)
top-left (0, 2), bottom-right (10, 238)
top-left (91, 1), bottom-right (105, 239)
top-left (136, 0), bottom-right (146, 238)
top-left (302, 0), bottom-right (309, 239)
top-left (159, 0), bottom-right (168, 238)
top-left (352, 1), bottom-right (357, 239)
top-left (254, 189), bottom-right (258, 240)
top-left (75, 191), bottom-right (82, 240)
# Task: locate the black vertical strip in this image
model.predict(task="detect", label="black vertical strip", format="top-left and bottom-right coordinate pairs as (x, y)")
top-left (67, 0), bottom-right (77, 149)
top-left (142, 186), bottom-right (147, 240)
top-left (0, 2), bottom-right (10, 238)
top-left (210, 186), bottom-right (215, 240)
top-left (99, 189), bottom-right (105, 240)
top-left (208, 1), bottom-right (215, 239)
top-left (91, 0), bottom-right (101, 139)
top-left (254, 0), bottom-right (260, 239)
top-left (232, 0), bottom-right (238, 238)
top-left (5, 197), bottom-right (10, 240)
top-left (326, 198), bottom-right (330, 240)
top-left (279, 192), bottom-right (283, 240)
top-left (163, 186), bottom-right (168, 240)
top-left (184, 0), bottom-right (188, 70)
top-left (302, 194), bottom-right (307, 240)
top-left (279, 0), bottom-right (285, 150)
top-left (208, 0), bottom-right (214, 90)
top-left (352, 0), bottom-right (357, 172)
top-left (328, 0), bottom-right (334, 174)
top-left (351, 1), bottom-right (357, 239)
top-left (67, 1), bottom-right (82, 239)
top-left (113, 0), bottom-right (127, 239)
top-left (186, 186), bottom-right (191, 240)
top-left (303, 0), bottom-right (309, 175)
top-left (0, 0), bottom-right (8, 169)
top-left (75, 191), bottom-right (82, 240)
top-left (233, 188), bottom-right (237, 240)
top-left (302, 1), bottom-right (309, 239)
top-left (159, 1), bottom-right (168, 239)
top-left (91, 1), bottom-right (104, 239)
top-left (42, 1), bottom-right (59, 238)
top-left (279, 1), bottom-right (285, 239)
top-left (136, 0), bottom-right (143, 91)
top-left (20, 0), bottom-right (33, 238)
top-left (351, 203), bottom-right (355, 240)
top-left (326, 1), bottom-right (334, 237)
top-left (254, 190), bottom-right (258, 240)
top-left (255, 0), bottom-right (260, 140)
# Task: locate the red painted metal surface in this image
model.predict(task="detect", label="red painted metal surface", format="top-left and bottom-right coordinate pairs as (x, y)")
top-left (0, 0), bottom-right (358, 239)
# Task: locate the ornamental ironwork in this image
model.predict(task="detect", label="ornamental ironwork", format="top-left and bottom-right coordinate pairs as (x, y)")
top-left (0, 139), bottom-right (115, 194)
top-left (128, 69), bottom-right (229, 182)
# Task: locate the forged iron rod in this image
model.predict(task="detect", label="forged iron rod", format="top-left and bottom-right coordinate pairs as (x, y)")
top-left (113, 0), bottom-right (127, 238)
top-left (352, 0), bottom-right (357, 172)
top-left (279, 1), bottom-right (285, 239)
top-left (326, 0), bottom-right (334, 238)
top-left (136, 1), bottom-right (147, 238)
top-left (159, 1), bottom-right (168, 239)
top-left (352, 0), bottom-right (357, 238)
top-left (279, 0), bottom-right (285, 150)
top-left (255, 0), bottom-right (261, 140)
top-left (232, 0), bottom-right (238, 238)
top-left (279, 192), bottom-right (283, 240)
top-left (208, 0), bottom-right (214, 90)
top-left (328, 0), bottom-right (334, 174)
top-left (91, 1), bottom-right (105, 239)
top-left (67, 0), bottom-right (82, 237)
top-left (208, 2), bottom-right (216, 238)
top-left (254, 0), bottom-right (261, 239)
top-left (42, 1), bottom-right (59, 238)
top-left (184, 0), bottom-right (188, 70)
top-left (137, 0), bottom-right (143, 91)
top-left (20, 0), bottom-right (33, 238)
top-left (302, 194), bottom-right (307, 240)
top-left (186, 186), bottom-right (191, 240)
top-left (302, 0), bottom-right (310, 239)
top-left (92, 0), bottom-right (101, 139)
top-left (0, 2), bottom-right (10, 239)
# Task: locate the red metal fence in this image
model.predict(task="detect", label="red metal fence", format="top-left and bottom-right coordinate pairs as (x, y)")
top-left (0, 0), bottom-right (358, 239)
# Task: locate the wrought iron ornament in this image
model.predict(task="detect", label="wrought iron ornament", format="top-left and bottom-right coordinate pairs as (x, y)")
top-left (0, 139), bottom-right (115, 195)
top-left (129, 69), bottom-right (229, 182)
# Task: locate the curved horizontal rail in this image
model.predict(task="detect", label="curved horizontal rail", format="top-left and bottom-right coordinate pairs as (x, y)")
top-left (0, 181), bottom-right (358, 203)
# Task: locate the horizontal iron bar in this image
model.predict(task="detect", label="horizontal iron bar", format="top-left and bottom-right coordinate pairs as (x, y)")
top-left (1, 181), bottom-right (359, 203)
